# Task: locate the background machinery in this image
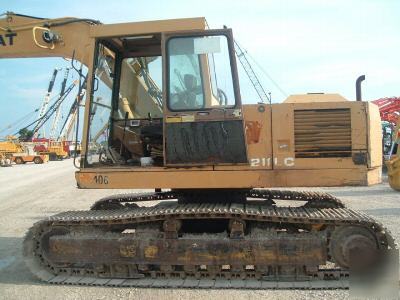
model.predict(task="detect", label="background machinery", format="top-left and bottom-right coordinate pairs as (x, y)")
top-left (0, 135), bottom-right (48, 165)
top-left (49, 68), bottom-right (71, 139)
top-left (10, 142), bottom-right (49, 164)
top-left (0, 135), bottom-right (22, 166)
top-left (371, 97), bottom-right (400, 191)
top-left (0, 12), bottom-right (394, 289)
top-left (233, 38), bottom-right (271, 104)
top-left (32, 138), bottom-right (69, 160)
top-left (32, 68), bottom-right (59, 139)
top-left (372, 97), bottom-right (400, 158)
top-left (9, 66), bottom-right (78, 160)
top-left (372, 97), bottom-right (400, 126)
top-left (386, 114), bottom-right (400, 191)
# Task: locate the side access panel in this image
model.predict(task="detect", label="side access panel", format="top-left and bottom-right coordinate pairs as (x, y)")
top-left (271, 101), bottom-right (370, 170)
top-left (165, 119), bottom-right (247, 164)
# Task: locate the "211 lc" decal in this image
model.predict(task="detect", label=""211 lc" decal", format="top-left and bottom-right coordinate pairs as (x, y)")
top-left (250, 157), bottom-right (295, 167)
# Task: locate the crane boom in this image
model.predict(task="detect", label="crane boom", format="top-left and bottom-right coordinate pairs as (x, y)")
top-left (59, 78), bottom-right (86, 140)
top-left (233, 40), bottom-right (271, 104)
top-left (31, 81), bottom-right (77, 138)
top-left (32, 68), bottom-right (59, 138)
top-left (50, 68), bottom-right (70, 139)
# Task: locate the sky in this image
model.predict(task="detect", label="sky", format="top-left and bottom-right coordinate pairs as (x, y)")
top-left (0, 0), bottom-right (399, 137)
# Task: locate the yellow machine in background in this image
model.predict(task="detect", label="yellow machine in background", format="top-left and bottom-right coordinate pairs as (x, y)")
top-left (0, 136), bottom-right (49, 165)
top-left (33, 139), bottom-right (69, 160)
top-left (11, 150), bottom-right (49, 165)
top-left (0, 135), bottom-right (23, 166)
top-left (386, 116), bottom-right (400, 191)
top-left (0, 135), bottom-right (23, 156)
top-left (48, 141), bottom-right (68, 159)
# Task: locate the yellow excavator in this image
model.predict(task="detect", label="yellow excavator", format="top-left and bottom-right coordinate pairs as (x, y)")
top-left (386, 115), bottom-right (400, 191)
top-left (0, 12), bottom-right (395, 289)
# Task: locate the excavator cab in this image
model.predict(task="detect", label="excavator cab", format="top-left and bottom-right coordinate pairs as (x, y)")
top-left (86, 36), bottom-right (164, 166)
top-left (85, 28), bottom-right (247, 167)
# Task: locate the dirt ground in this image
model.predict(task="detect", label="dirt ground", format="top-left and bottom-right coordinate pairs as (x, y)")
top-left (0, 159), bottom-right (399, 299)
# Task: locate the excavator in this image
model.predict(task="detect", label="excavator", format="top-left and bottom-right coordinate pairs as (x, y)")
top-left (0, 12), bottom-right (396, 289)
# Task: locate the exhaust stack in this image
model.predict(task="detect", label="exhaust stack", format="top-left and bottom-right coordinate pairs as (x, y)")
top-left (356, 75), bottom-right (365, 101)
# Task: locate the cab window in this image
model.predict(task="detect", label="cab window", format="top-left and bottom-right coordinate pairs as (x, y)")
top-left (167, 35), bottom-right (235, 111)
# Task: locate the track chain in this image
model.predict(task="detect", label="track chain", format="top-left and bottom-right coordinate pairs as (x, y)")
top-left (24, 196), bottom-right (396, 289)
top-left (44, 275), bottom-right (350, 289)
top-left (90, 189), bottom-right (344, 210)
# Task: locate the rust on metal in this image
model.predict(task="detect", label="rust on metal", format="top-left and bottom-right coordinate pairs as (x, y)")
top-left (47, 234), bottom-right (326, 267)
top-left (245, 121), bottom-right (262, 144)
top-left (120, 244), bottom-right (137, 258)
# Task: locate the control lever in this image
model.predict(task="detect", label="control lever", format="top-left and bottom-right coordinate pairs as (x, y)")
top-left (120, 111), bottom-right (129, 156)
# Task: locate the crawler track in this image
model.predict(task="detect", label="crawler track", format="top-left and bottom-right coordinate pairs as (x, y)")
top-left (23, 189), bottom-right (395, 289)
top-left (90, 189), bottom-right (345, 210)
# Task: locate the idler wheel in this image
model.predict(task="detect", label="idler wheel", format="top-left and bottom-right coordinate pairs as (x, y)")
top-left (329, 226), bottom-right (378, 270)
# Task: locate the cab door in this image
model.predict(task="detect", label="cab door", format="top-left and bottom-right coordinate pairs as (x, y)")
top-left (162, 29), bottom-right (247, 166)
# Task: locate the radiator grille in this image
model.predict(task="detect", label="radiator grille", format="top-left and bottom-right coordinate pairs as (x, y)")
top-left (294, 109), bottom-right (351, 158)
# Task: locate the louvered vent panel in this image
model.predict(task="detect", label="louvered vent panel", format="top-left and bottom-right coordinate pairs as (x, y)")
top-left (294, 109), bottom-right (351, 158)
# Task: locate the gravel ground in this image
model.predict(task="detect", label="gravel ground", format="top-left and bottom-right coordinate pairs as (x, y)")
top-left (0, 159), bottom-right (399, 299)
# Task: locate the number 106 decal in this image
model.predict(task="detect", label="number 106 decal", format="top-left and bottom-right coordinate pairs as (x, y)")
top-left (93, 175), bottom-right (109, 184)
top-left (250, 157), bottom-right (295, 167)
